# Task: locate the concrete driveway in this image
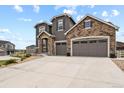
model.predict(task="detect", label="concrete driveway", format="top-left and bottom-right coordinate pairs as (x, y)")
top-left (0, 56), bottom-right (124, 88)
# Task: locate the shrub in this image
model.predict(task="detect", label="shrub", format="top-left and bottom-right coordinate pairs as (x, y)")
top-left (25, 54), bottom-right (31, 57)
top-left (3, 59), bottom-right (17, 65)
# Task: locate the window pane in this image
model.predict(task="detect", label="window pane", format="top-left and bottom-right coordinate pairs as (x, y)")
top-left (89, 40), bottom-right (96, 43)
top-left (56, 43), bottom-right (61, 45)
top-left (84, 21), bottom-right (91, 28)
top-left (81, 41), bottom-right (87, 43)
top-left (98, 40), bottom-right (107, 43)
top-left (73, 41), bottom-right (79, 44)
top-left (39, 26), bottom-right (45, 32)
top-left (62, 42), bottom-right (66, 45)
top-left (58, 19), bottom-right (63, 31)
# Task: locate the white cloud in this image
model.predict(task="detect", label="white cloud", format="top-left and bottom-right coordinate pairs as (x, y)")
top-left (102, 10), bottom-right (120, 18)
top-left (55, 5), bottom-right (77, 15)
top-left (102, 11), bottom-right (108, 17)
top-left (76, 15), bottom-right (84, 21)
top-left (63, 9), bottom-right (77, 15)
top-left (14, 5), bottom-right (23, 12)
top-left (18, 18), bottom-right (32, 22)
top-left (88, 5), bottom-right (95, 8)
top-left (33, 5), bottom-right (40, 13)
top-left (0, 28), bottom-right (11, 33)
top-left (111, 10), bottom-right (120, 16)
top-left (54, 5), bottom-right (65, 10)
top-left (93, 12), bottom-right (97, 15)
top-left (90, 5), bottom-right (95, 8)
top-left (54, 5), bottom-right (77, 10)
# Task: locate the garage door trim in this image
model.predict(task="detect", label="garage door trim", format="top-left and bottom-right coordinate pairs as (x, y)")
top-left (54, 40), bottom-right (67, 55)
top-left (71, 36), bottom-right (110, 57)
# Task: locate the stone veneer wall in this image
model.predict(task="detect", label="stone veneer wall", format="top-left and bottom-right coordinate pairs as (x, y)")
top-left (66, 16), bottom-right (116, 56)
top-left (38, 33), bottom-right (55, 55)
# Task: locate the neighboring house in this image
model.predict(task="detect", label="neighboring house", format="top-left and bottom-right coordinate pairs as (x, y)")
top-left (26, 45), bottom-right (36, 55)
top-left (0, 48), bottom-right (6, 56)
top-left (116, 41), bottom-right (124, 57)
top-left (0, 40), bottom-right (15, 55)
top-left (15, 49), bottom-right (26, 54)
top-left (35, 13), bottom-right (119, 57)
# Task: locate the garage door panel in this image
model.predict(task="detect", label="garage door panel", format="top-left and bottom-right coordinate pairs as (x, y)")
top-left (72, 39), bottom-right (108, 57)
top-left (56, 42), bottom-right (67, 55)
top-left (80, 42), bottom-right (88, 56)
top-left (97, 42), bottom-right (107, 57)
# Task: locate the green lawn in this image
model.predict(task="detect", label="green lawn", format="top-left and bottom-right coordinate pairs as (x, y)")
top-left (0, 59), bottom-right (17, 67)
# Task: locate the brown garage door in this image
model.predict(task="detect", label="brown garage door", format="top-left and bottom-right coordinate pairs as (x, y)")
top-left (56, 42), bottom-right (67, 55)
top-left (72, 39), bottom-right (108, 57)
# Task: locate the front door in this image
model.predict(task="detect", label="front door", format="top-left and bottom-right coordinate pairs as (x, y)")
top-left (42, 38), bottom-right (48, 53)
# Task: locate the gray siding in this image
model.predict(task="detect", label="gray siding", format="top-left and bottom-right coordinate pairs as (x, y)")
top-left (52, 16), bottom-right (75, 41)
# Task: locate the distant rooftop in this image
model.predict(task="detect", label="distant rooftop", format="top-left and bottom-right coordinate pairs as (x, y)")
top-left (0, 40), bottom-right (15, 46)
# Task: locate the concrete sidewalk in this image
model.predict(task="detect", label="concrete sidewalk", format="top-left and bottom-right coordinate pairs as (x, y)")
top-left (0, 56), bottom-right (124, 88)
top-left (0, 56), bottom-right (20, 61)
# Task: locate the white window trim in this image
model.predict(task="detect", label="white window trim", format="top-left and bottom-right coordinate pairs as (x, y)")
top-left (58, 29), bottom-right (63, 32)
top-left (39, 26), bottom-right (45, 32)
top-left (54, 40), bottom-right (67, 55)
top-left (58, 19), bottom-right (63, 31)
top-left (84, 20), bottom-right (92, 29)
top-left (70, 36), bottom-right (110, 57)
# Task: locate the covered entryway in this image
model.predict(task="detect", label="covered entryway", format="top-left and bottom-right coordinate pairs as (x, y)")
top-left (71, 36), bottom-right (109, 57)
top-left (56, 42), bottom-right (67, 55)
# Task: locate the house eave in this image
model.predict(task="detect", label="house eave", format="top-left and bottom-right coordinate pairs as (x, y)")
top-left (37, 31), bottom-right (55, 38)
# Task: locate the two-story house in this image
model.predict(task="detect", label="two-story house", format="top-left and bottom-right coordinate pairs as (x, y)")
top-left (26, 45), bottom-right (36, 55)
top-left (0, 40), bottom-right (15, 55)
top-left (34, 13), bottom-right (119, 57)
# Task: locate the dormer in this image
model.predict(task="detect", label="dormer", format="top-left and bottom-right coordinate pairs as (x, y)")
top-left (35, 22), bottom-right (52, 35)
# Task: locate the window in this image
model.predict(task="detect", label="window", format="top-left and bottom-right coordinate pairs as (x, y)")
top-left (56, 43), bottom-right (61, 45)
top-left (62, 42), bottom-right (66, 45)
top-left (84, 20), bottom-right (92, 29)
top-left (39, 26), bottom-right (45, 33)
top-left (73, 41), bottom-right (79, 44)
top-left (81, 41), bottom-right (87, 44)
top-left (89, 40), bottom-right (96, 43)
top-left (58, 19), bottom-right (63, 31)
top-left (98, 39), bottom-right (107, 43)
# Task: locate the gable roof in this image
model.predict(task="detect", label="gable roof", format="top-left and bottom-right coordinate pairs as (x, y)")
top-left (0, 40), bottom-right (15, 46)
top-left (26, 45), bottom-right (36, 48)
top-left (65, 14), bottom-right (119, 35)
top-left (34, 22), bottom-right (52, 28)
top-left (37, 31), bottom-right (55, 38)
top-left (51, 13), bottom-right (75, 24)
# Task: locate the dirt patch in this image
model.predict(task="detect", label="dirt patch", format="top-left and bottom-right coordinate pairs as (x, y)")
top-left (112, 59), bottom-right (124, 71)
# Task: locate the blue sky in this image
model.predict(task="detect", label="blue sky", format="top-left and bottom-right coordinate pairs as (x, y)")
top-left (0, 5), bottom-right (123, 49)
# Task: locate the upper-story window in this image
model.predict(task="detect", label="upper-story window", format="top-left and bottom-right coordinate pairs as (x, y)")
top-left (39, 26), bottom-right (45, 33)
top-left (58, 19), bottom-right (63, 31)
top-left (84, 20), bottom-right (92, 29)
